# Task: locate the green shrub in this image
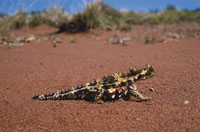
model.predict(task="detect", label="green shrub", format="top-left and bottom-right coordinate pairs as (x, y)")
top-left (10, 11), bottom-right (27, 29)
top-left (144, 13), bottom-right (160, 24)
top-left (57, 2), bottom-right (126, 33)
top-left (58, 2), bottom-right (100, 33)
top-left (124, 12), bottom-right (144, 25)
top-left (100, 3), bottom-right (122, 26)
top-left (41, 5), bottom-right (69, 27)
top-left (165, 5), bottom-right (177, 11)
top-left (159, 10), bottom-right (180, 23)
top-left (28, 12), bottom-right (44, 27)
top-left (0, 11), bottom-right (27, 35)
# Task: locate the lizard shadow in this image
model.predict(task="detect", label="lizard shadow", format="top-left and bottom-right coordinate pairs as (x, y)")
top-left (44, 95), bottom-right (142, 103)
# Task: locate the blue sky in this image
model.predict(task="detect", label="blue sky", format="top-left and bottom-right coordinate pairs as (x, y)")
top-left (0, 0), bottom-right (200, 14)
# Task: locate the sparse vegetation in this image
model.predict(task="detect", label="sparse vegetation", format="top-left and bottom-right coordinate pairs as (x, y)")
top-left (0, 6), bottom-right (69, 35)
top-left (0, 11), bottom-right (27, 35)
top-left (144, 36), bottom-right (165, 44)
top-left (0, 1), bottom-right (200, 35)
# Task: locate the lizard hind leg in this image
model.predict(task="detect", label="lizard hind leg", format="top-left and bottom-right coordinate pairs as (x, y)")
top-left (93, 89), bottom-right (105, 104)
top-left (128, 84), bottom-right (151, 101)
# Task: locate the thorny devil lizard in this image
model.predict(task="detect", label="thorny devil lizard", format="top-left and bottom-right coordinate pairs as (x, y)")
top-left (33, 64), bottom-right (155, 104)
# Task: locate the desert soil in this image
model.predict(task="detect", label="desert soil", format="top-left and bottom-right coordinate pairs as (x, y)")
top-left (0, 25), bottom-right (200, 132)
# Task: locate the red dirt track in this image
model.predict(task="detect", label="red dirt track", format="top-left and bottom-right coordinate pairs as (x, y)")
top-left (0, 26), bottom-right (200, 132)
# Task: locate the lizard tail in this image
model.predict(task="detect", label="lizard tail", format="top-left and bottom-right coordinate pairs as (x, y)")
top-left (32, 89), bottom-right (76, 100)
top-left (32, 86), bottom-right (89, 100)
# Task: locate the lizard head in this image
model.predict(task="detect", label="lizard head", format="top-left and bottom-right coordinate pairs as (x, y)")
top-left (129, 64), bottom-right (155, 81)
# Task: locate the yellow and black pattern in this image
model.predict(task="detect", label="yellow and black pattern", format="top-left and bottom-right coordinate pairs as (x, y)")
top-left (33, 64), bottom-right (155, 104)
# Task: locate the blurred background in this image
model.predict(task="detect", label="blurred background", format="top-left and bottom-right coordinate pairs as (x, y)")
top-left (0, 0), bottom-right (200, 45)
top-left (0, 0), bottom-right (200, 14)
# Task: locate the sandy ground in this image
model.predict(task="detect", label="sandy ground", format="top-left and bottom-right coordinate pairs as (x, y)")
top-left (0, 25), bottom-right (200, 132)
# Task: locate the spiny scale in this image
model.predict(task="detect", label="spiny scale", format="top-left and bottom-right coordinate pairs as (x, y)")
top-left (32, 64), bottom-right (155, 103)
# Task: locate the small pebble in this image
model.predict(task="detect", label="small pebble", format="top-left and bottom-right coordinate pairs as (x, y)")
top-left (184, 100), bottom-right (189, 105)
top-left (149, 88), bottom-right (155, 92)
top-left (53, 44), bottom-right (57, 47)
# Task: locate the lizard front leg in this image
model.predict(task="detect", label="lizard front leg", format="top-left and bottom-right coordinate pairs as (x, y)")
top-left (128, 84), bottom-right (151, 101)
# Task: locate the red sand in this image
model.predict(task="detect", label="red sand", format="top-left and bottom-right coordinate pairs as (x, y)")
top-left (0, 26), bottom-right (200, 132)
